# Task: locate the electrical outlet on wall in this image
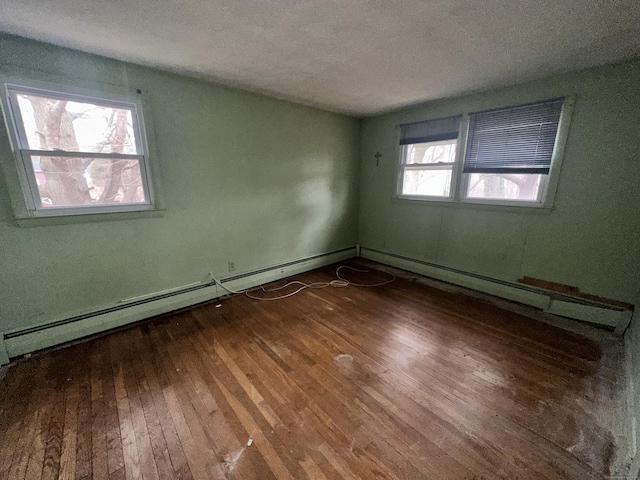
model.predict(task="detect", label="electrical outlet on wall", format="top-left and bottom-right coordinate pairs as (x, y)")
top-left (228, 262), bottom-right (235, 272)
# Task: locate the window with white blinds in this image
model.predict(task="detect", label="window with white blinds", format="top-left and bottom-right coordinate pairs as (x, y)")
top-left (395, 97), bottom-right (570, 206)
top-left (397, 116), bottom-right (461, 198)
top-left (463, 98), bottom-right (564, 175)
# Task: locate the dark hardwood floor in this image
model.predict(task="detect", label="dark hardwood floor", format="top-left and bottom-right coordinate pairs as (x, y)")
top-left (0, 262), bottom-right (623, 479)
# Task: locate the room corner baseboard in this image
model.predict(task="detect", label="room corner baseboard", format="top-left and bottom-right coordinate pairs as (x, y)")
top-left (4, 246), bottom-right (356, 360)
top-left (615, 310), bottom-right (634, 337)
top-left (0, 334), bottom-right (9, 366)
top-left (360, 246), bottom-right (631, 331)
top-left (626, 309), bottom-right (640, 480)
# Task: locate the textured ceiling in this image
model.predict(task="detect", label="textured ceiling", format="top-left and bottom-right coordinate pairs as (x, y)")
top-left (1, 0), bottom-right (639, 116)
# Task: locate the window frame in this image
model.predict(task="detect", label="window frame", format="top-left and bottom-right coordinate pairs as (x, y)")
top-left (396, 138), bottom-right (460, 201)
top-left (395, 115), bottom-right (464, 202)
top-left (0, 77), bottom-right (157, 217)
top-left (459, 171), bottom-right (549, 207)
top-left (394, 97), bottom-right (574, 210)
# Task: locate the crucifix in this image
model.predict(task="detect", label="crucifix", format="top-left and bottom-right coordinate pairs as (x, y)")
top-left (374, 151), bottom-right (381, 166)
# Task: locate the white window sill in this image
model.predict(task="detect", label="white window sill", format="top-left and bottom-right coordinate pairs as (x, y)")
top-left (393, 195), bottom-right (553, 214)
top-left (13, 208), bottom-right (166, 227)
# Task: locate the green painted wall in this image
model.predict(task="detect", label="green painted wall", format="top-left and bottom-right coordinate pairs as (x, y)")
top-left (2, 32), bottom-right (639, 338)
top-left (0, 34), bottom-right (361, 333)
top-left (358, 59), bottom-right (640, 304)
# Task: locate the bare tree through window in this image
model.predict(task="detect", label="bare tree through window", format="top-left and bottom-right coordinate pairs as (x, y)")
top-left (17, 93), bottom-right (146, 207)
top-left (401, 140), bottom-right (456, 197)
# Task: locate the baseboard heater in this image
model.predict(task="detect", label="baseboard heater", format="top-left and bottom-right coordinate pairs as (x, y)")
top-left (360, 246), bottom-right (633, 334)
top-left (1, 246), bottom-right (357, 362)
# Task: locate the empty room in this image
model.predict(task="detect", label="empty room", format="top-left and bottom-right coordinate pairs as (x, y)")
top-left (1, 0), bottom-right (640, 479)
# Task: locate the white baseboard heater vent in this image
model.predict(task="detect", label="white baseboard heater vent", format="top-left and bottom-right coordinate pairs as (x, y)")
top-left (0, 334), bottom-right (9, 366)
top-left (360, 246), bottom-right (633, 334)
top-left (2, 246), bottom-right (356, 362)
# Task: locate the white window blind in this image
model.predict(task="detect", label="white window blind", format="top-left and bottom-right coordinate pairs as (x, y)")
top-left (399, 115), bottom-right (461, 145)
top-left (463, 98), bottom-right (564, 174)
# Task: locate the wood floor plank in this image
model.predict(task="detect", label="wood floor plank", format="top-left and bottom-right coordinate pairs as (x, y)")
top-left (75, 346), bottom-right (93, 480)
top-left (0, 261), bottom-right (622, 479)
top-left (212, 379), bottom-right (295, 480)
top-left (0, 362), bottom-right (37, 480)
top-left (101, 343), bottom-right (125, 476)
top-left (129, 330), bottom-right (189, 480)
top-left (110, 337), bottom-right (142, 480)
top-left (173, 315), bottom-right (285, 480)
top-left (90, 345), bottom-right (109, 480)
top-left (5, 357), bottom-right (52, 480)
top-left (150, 321), bottom-right (228, 480)
top-left (138, 355), bottom-right (194, 480)
top-left (40, 353), bottom-right (71, 480)
top-left (119, 335), bottom-right (160, 480)
top-left (199, 311), bottom-right (354, 478)
top-left (178, 350), bottom-right (267, 480)
top-left (303, 302), bottom-right (601, 479)
top-left (58, 379), bottom-right (79, 480)
top-left (191, 312), bottom-right (341, 479)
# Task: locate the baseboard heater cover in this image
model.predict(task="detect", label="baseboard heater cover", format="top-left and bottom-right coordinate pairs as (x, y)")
top-left (0, 334), bottom-right (9, 366)
top-left (3, 246), bottom-right (356, 361)
top-left (360, 246), bottom-right (632, 332)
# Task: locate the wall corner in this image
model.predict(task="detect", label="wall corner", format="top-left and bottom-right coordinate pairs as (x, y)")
top-left (625, 307), bottom-right (640, 479)
top-left (0, 333), bottom-right (9, 365)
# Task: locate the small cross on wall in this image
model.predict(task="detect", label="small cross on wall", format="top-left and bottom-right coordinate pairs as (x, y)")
top-left (374, 151), bottom-right (382, 166)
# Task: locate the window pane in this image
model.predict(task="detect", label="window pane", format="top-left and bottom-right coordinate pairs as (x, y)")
top-left (465, 173), bottom-right (543, 201)
top-left (463, 99), bottom-right (563, 175)
top-left (406, 140), bottom-right (456, 165)
top-left (31, 155), bottom-right (147, 207)
top-left (16, 93), bottom-right (139, 154)
top-left (402, 167), bottom-right (452, 197)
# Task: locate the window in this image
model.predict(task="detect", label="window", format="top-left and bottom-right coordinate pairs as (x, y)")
top-left (397, 116), bottom-right (461, 198)
top-left (461, 98), bottom-right (564, 203)
top-left (1, 80), bottom-right (154, 216)
top-left (396, 98), bottom-right (570, 208)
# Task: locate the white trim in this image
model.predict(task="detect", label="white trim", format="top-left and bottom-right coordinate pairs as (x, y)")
top-left (2, 78), bottom-right (145, 110)
top-left (458, 97), bottom-right (575, 208)
top-left (394, 97), bottom-right (574, 209)
top-left (29, 201), bottom-right (155, 217)
top-left (541, 97), bottom-right (574, 209)
top-left (451, 114), bottom-right (469, 202)
top-left (615, 310), bottom-right (634, 336)
top-left (403, 163), bottom-right (454, 171)
top-left (5, 285), bottom-right (219, 359)
top-left (3, 247), bottom-right (356, 359)
top-left (118, 278), bottom-right (211, 304)
top-left (21, 150), bottom-right (143, 159)
top-left (545, 299), bottom-right (621, 328)
top-left (360, 246), bottom-right (632, 330)
top-left (396, 135), bottom-right (458, 201)
top-left (0, 76), bottom-right (156, 218)
top-left (396, 194), bottom-right (456, 203)
top-left (394, 125), bottom-right (404, 197)
top-left (460, 193), bottom-right (546, 208)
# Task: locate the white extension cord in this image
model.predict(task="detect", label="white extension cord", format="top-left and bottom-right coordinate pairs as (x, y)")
top-left (209, 265), bottom-right (395, 301)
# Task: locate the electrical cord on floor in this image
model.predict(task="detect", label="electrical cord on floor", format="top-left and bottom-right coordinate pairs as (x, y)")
top-left (209, 265), bottom-right (396, 301)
